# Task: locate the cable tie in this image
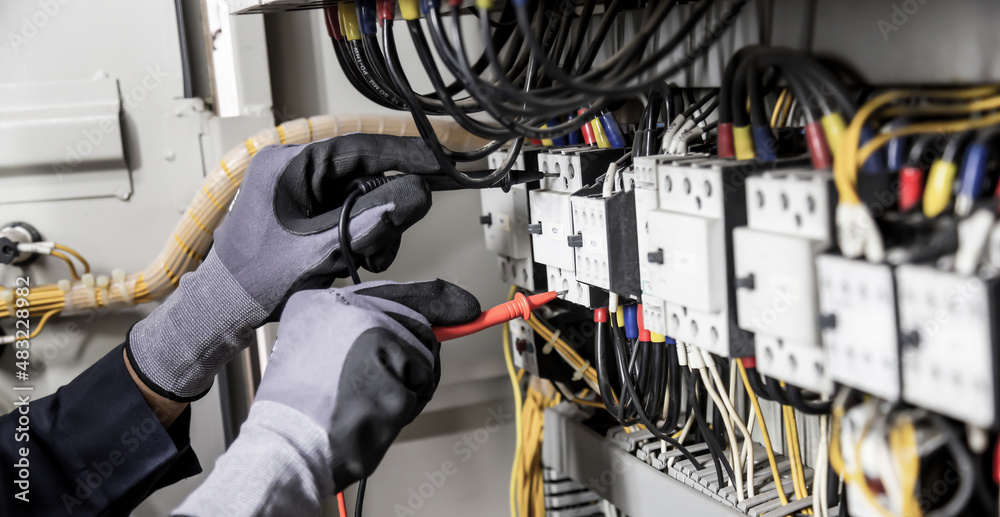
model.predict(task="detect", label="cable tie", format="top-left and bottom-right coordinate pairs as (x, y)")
top-left (112, 269), bottom-right (134, 306)
top-left (82, 273), bottom-right (98, 308)
top-left (542, 330), bottom-right (560, 355)
top-left (571, 359), bottom-right (591, 382)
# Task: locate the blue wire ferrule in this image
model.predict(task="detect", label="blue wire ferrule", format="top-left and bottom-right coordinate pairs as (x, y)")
top-left (623, 305), bottom-right (639, 340)
top-left (549, 118), bottom-right (568, 147)
top-left (356, 0), bottom-right (378, 35)
top-left (859, 125), bottom-right (887, 173)
top-left (887, 134), bottom-right (909, 171)
top-left (419, 0), bottom-right (439, 15)
top-left (566, 113), bottom-right (582, 145)
top-left (956, 142), bottom-right (989, 216)
top-left (751, 125), bottom-right (777, 161)
top-left (599, 112), bottom-right (627, 149)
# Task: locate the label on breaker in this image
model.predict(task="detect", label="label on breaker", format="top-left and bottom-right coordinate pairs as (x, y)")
top-left (496, 212), bottom-right (511, 232)
top-left (671, 250), bottom-right (698, 274)
top-left (544, 222), bottom-right (566, 242)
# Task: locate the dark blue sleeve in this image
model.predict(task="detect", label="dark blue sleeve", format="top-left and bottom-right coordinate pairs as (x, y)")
top-left (0, 343), bottom-right (202, 516)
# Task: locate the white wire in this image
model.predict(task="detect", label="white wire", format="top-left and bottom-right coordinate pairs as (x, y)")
top-left (706, 358), bottom-right (756, 498)
top-left (698, 367), bottom-right (745, 501)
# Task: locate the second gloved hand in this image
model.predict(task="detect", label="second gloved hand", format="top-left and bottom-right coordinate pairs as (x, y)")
top-left (128, 134), bottom-right (443, 401)
top-left (171, 280), bottom-right (481, 517)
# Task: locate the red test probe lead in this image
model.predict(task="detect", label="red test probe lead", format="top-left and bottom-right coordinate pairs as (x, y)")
top-left (433, 290), bottom-right (567, 342)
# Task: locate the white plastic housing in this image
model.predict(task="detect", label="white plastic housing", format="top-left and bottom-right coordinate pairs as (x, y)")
top-left (733, 228), bottom-right (820, 345)
top-left (896, 265), bottom-right (997, 428)
top-left (571, 196), bottom-right (611, 290)
top-left (480, 185), bottom-right (532, 260)
top-left (745, 171), bottom-right (833, 245)
top-left (528, 189), bottom-right (576, 271)
top-left (817, 256), bottom-right (900, 401)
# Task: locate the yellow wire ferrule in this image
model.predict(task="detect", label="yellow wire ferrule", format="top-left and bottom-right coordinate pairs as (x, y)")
top-left (591, 119), bottom-right (611, 149)
top-left (733, 125), bottom-right (754, 160)
top-left (476, 0), bottom-right (494, 8)
top-left (615, 306), bottom-right (624, 327)
top-left (821, 112), bottom-right (847, 160)
top-left (399, 0), bottom-right (420, 20)
top-left (339, 2), bottom-right (362, 41)
top-left (540, 124), bottom-right (553, 147)
top-left (650, 332), bottom-right (666, 343)
top-left (923, 159), bottom-right (958, 218)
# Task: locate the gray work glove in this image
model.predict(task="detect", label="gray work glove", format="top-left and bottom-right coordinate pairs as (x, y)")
top-left (171, 280), bottom-right (481, 517)
top-left (127, 134), bottom-right (443, 401)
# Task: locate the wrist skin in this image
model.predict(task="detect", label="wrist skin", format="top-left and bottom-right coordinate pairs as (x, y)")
top-left (123, 348), bottom-right (187, 428)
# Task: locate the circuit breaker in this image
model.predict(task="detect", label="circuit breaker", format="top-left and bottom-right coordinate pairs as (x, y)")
top-left (896, 265), bottom-right (1000, 428)
top-left (529, 189), bottom-right (576, 271)
top-left (733, 169), bottom-right (834, 393)
top-left (636, 156), bottom-right (756, 358)
top-left (480, 185), bottom-right (532, 260)
top-left (817, 255), bottom-right (901, 401)
top-left (570, 188), bottom-right (640, 298)
top-left (482, 148), bottom-right (540, 291)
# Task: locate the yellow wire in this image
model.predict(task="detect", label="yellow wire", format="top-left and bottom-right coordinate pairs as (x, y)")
top-left (856, 109), bottom-right (1000, 169)
top-left (771, 89), bottom-right (789, 128)
top-left (29, 309), bottom-right (60, 339)
top-left (49, 251), bottom-right (80, 280)
top-left (738, 359), bottom-right (790, 506)
top-left (851, 417), bottom-right (897, 517)
top-left (890, 415), bottom-right (922, 517)
top-left (784, 404), bottom-right (809, 505)
top-left (503, 286), bottom-right (522, 517)
top-left (834, 86), bottom-right (1000, 206)
top-left (779, 94), bottom-right (794, 127)
top-left (53, 243), bottom-right (91, 273)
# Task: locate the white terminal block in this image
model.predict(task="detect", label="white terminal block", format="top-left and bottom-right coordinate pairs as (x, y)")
top-left (499, 255), bottom-right (536, 291)
top-left (546, 265), bottom-right (591, 307)
top-left (487, 147), bottom-right (527, 171)
top-left (816, 256), bottom-right (900, 401)
top-left (641, 295), bottom-right (668, 337)
top-left (508, 319), bottom-right (535, 372)
top-left (570, 196), bottom-right (610, 290)
top-left (896, 265), bottom-right (997, 428)
top-left (528, 189), bottom-right (576, 271)
top-left (664, 302), bottom-right (732, 358)
top-left (538, 149), bottom-right (586, 193)
top-left (745, 170), bottom-right (834, 246)
top-left (480, 185), bottom-right (532, 260)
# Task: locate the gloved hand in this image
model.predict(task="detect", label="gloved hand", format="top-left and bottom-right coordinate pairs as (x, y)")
top-left (128, 134), bottom-right (443, 401)
top-left (171, 280), bottom-right (481, 517)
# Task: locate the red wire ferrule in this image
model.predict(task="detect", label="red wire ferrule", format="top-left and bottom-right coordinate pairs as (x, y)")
top-left (717, 122), bottom-right (735, 158)
top-left (899, 165), bottom-right (924, 211)
top-left (594, 308), bottom-right (610, 323)
top-left (805, 121), bottom-right (833, 170)
top-left (742, 356), bottom-right (757, 369)
top-left (377, 0), bottom-right (397, 24)
top-left (324, 6), bottom-right (344, 40)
